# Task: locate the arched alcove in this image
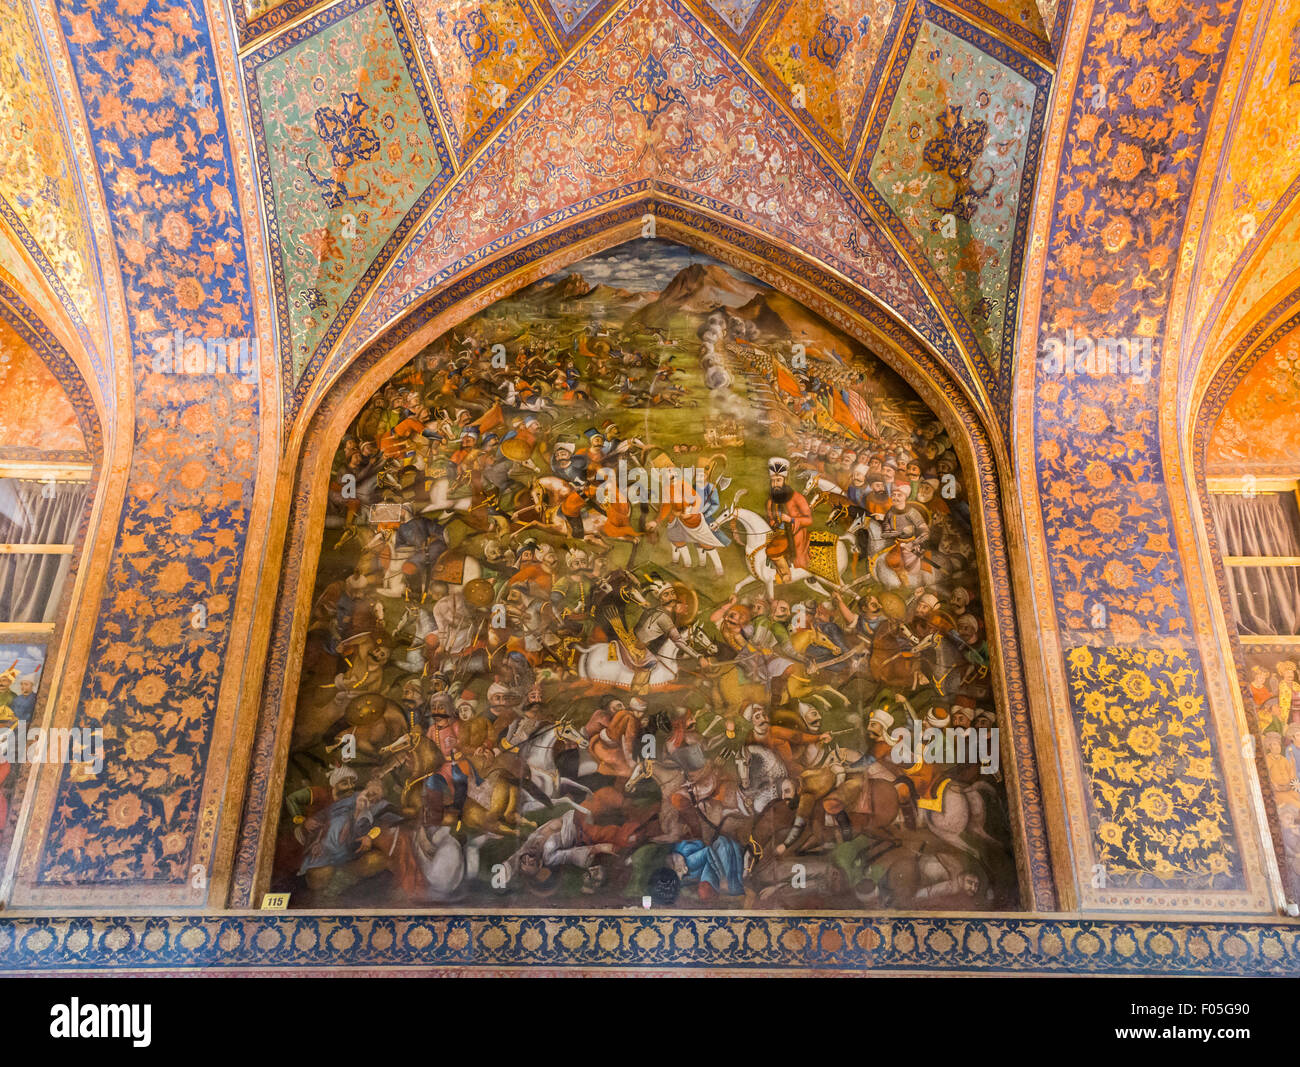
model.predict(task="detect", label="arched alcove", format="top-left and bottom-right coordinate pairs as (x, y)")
top-left (232, 217), bottom-right (1056, 912)
top-left (1196, 292), bottom-right (1300, 910)
top-left (0, 285), bottom-right (103, 889)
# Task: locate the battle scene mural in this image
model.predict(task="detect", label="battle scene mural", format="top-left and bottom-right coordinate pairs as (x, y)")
top-left (1239, 646), bottom-right (1300, 904)
top-left (273, 240), bottom-right (1018, 911)
top-left (0, 644), bottom-right (47, 874)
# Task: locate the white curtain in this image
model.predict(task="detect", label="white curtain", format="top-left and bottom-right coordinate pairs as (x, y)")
top-left (0, 480), bottom-right (86, 624)
top-left (1212, 492), bottom-right (1300, 636)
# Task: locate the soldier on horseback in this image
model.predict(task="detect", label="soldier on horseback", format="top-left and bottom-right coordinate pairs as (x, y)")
top-left (630, 581), bottom-right (710, 690)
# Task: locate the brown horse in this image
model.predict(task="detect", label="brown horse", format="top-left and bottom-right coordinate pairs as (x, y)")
top-left (706, 629), bottom-right (847, 711)
top-left (777, 769), bottom-right (912, 855)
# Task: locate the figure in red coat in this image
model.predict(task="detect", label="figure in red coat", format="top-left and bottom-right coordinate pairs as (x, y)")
top-left (765, 456), bottom-right (812, 584)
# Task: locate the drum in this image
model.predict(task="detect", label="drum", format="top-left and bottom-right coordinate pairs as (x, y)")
top-left (765, 531), bottom-right (790, 557)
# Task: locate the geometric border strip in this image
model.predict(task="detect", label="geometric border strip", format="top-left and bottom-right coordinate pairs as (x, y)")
top-left (1, 914), bottom-right (1297, 974)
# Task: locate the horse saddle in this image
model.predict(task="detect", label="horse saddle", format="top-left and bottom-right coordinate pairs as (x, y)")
top-left (609, 640), bottom-right (651, 670)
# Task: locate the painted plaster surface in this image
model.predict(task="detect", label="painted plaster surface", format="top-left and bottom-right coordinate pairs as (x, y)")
top-left (276, 241), bottom-right (1018, 911)
top-left (405, 0), bottom-right (560, 160)
top-left (0, 315), bottom-right (86, 451)
top-left (1029, 0), bottom-right (1248, 893)
top-left (31, 0), bottom-right (261, 888)
top-left (1192, 0), bottom-right (1300, 345)
top-left (868, 17), bottom-right (1038, 365)
top-left (753, 0), bottom-right (902, 163)
top-left (0, 0), bottom-right (103, 348)
top-left (1209, 321), bottom-right (1300, 472)
top-left (1216, 209), bottom-right (1300, 352)
top-left (338, 0), bottom-right (947, 410)
top-left (248, 0), bottom-right (451, 378)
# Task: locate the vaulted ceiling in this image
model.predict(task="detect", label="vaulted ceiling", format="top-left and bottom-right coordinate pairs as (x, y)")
top-left (4, 0), bottom-right (1300, 444)
top-left (230, 0), bottom-right (1055, 427)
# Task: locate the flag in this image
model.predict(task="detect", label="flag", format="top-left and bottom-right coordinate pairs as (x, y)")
top-left (843, 389), bottom-right (877, 437)
top-left (774, 361), bottom-right (803, 398)
top-left (830, 389), bottom-right (862, 435)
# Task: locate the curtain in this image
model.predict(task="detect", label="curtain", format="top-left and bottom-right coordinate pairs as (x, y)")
top-left (0, 480), bottom-right (86, 624)
top-left (1212, 493), bottom-right (1300, 635)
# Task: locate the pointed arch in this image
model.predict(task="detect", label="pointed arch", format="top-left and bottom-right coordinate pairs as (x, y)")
top-left (0, 281), bottom-right (105, 893)
top-left (225, 202), bottom-right (1059, 910)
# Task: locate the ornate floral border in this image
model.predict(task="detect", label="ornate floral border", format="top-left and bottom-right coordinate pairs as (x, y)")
top-left (0, 912), bottom-right (1297, 974)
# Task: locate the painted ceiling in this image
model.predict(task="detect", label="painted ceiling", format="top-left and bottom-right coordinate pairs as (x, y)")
top-left (3, 0), bottom-right (1299, 439)
top-left (234, 0), bottom-right (1055, 419)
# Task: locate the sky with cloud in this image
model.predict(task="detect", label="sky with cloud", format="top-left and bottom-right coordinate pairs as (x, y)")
top-left (540, 238), bottom-right (764, 293)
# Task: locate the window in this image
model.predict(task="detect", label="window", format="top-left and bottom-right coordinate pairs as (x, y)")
top-left (0, 462), bottom-right (92, 634)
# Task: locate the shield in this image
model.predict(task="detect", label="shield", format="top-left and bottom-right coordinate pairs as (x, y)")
top-left (879, 591), bottom-right (907, 620)
top-left (500, 437), bottom-right (534, 462)
top-left (671, 581), bottom-right (698, 625)
top-left (345, 693), bottom-right (387, 726)
top-left (462, 578), bottom-right (494, 609)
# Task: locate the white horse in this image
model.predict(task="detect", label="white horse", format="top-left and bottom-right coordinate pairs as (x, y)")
top-left (720, 499), bottom-right (851, 599)
top-left (802, 470), bottom-right (843, 496)
top-left (422, 476), bottom-right (475, 515)
top-left (919, 779), bottom-right (1004, 858)
top-left (576, 622), bottom-right (716, 691)
top-left (404, 824), bottom-right (482, 903)
top-left (392, 603), bottom-right (437, 672)
top-left (516, 719), bottom-right (594, 808)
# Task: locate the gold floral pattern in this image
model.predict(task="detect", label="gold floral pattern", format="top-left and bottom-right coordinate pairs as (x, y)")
top-left (1067, 645), bottom-right (1237, 887)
